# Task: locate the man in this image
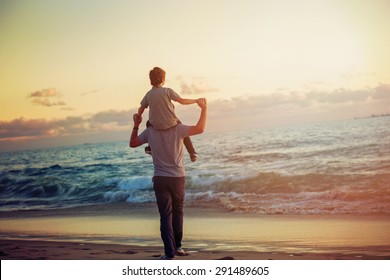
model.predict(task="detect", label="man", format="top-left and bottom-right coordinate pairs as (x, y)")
top-left (129, 98), bottom-right (207, 260)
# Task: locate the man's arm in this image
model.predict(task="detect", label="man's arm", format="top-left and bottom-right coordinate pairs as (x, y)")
top-left (137, 106), bottom-right (145, 117)
top-left (188, 98), bottom-right (207, 136)
top-left (129, 114), bottom-right (144, 148)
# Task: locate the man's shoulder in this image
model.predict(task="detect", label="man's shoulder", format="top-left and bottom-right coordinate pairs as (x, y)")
top-left (138, 127), bottom-right (149, 141)
top-left (149, 125), bottom-right (189, 136)
top-left (176, 124), bottom-right (190, 136)
top-left (177, 123), bottom-right (189, 129)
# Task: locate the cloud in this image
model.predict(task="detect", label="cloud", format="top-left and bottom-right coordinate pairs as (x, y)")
top-left (0, 110), bottom-right (131, 141)
top-left (31, 99), bottom-right (66, 107)
top-left (27, 88), bottom-right (66, 107)
top-left (91, 110), bottom-right (129, 125)
top-left (176, 83), bottom-right (390, 130)
top-left (28, 88), bottom-right (59, 98)
top-left (90, 110), bottom-right (130, 131)
top-left (80, 88), bottom-right (103, 96)
top-left (0, 116), bottom-right (93, 140)
top-left (0, 118), bottom-right (58, 139)
top-left (372, 83), bottom-right (390, 100)
top-left (177, 76), bottom-right (218, 95)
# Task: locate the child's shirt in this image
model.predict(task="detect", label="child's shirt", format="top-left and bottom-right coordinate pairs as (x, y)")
top-left (140, 86), bottom-right (181, 130)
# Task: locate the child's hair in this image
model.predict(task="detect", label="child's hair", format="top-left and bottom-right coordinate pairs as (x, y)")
top-left (149, 67), bottom-right (166, 86)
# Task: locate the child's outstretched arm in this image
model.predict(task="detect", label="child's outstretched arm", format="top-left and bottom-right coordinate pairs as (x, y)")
top-left (176, 98), bottom-right (202, 105)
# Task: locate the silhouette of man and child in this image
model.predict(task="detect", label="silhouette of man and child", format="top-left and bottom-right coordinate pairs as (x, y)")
top-left (130, 67), bottom-right (207, 259)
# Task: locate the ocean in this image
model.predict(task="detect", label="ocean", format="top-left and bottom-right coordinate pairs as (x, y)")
top-left (1, 116), bottom-right (389, 215)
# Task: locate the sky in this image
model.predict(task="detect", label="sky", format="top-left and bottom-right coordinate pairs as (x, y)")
top-left (1, 0), bottom-right (390, 151)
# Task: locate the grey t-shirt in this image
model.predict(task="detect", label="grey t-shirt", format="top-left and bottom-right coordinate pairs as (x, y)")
top-left (138, 124), bottom-right (190, 177)
top-left (140, 87), bottom-right (181, 130)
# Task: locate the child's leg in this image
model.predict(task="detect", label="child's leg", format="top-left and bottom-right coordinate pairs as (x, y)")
top-left (183, 136), bottom-right (198, 162)
top-left (177, 119), bottom-right (197, 161)
top-left (183, 136), bottom-right (196, 155)
top-left (145, 121), bottom-right (152, 155)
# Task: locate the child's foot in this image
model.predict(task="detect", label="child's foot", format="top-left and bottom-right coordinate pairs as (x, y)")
top-left (190, 153), bottom-right (198, 162)
top-left (145, 146), bottom-right (152, 155)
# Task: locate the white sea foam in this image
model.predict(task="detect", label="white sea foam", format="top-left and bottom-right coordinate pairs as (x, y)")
top-left (103, 176), bottom-right (154, 203)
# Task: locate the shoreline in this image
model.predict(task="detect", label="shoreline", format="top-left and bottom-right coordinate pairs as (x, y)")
top-left (1, 203), bottom-right (390, 260)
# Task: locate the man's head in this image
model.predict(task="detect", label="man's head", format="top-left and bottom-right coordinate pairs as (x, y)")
top-left (149, 67), bottom-right (166, 86)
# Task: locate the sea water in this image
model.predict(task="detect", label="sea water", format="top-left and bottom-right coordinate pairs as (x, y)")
top-left (1, 116), bottom-right (389, 214)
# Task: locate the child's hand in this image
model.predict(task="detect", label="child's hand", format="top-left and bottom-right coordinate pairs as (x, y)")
top-left (197, 98), bottom-right (207, 109)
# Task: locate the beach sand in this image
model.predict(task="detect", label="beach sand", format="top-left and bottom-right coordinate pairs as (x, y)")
top-left (1, 203), bottom-right (389, 260)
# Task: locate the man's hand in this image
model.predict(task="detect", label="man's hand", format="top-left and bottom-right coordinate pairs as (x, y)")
top-left (133, 113), bottom-right (142, 127)
top-left (197, 98), bottom-right (207, 109)
top-left (130, 113), bottom-right (143, 148)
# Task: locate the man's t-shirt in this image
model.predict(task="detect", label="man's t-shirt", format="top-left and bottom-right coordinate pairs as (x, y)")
top-left (140, 87), bottom-right (181, 130)
top-left (138, 124), bottom-right (190, 177)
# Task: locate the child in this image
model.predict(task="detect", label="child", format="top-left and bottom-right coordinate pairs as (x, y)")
top-left (137, 67), bottom-right (201, 162)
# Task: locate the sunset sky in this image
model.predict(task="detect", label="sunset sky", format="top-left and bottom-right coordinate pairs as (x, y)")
top-left (1, 0), bottom-right (390, 151)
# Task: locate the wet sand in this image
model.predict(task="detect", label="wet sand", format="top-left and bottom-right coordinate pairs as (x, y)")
top-left (2, 239), bottom-right (388, 260)
top-left (0, 203), bottom-right (389, 260)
